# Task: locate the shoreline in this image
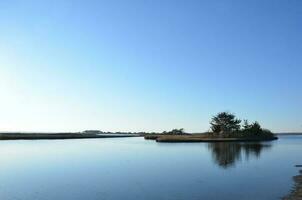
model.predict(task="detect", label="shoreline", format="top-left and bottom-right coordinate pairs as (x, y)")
top-left (283, 168), bottom-right (302, 200)
top-left (0, 133), bottom-right (140, 140)
top-left (156, 137), bottom-right (278, 143)
top-left (144, 134), bottom-right (278, 143)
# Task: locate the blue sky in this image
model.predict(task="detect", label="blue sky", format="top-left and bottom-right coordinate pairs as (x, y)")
top-left (0, 0), bottom-right (301, 132)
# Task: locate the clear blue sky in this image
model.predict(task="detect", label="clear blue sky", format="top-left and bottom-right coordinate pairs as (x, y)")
top-left (0, 0), bottom-right (301, 133)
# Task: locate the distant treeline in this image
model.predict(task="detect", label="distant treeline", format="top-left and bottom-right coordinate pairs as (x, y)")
top-left (82, 130), bottom-right (158, 135)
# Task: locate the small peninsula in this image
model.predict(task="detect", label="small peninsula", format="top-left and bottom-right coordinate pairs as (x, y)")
top-left (145, 112), bottom-right (278, 142)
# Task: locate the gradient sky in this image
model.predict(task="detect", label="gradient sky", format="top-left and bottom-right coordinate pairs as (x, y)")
top-left (0, 0), bottom-right (301, 133)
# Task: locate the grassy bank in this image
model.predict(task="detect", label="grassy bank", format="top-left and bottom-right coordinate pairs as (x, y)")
top-left (0, 132), bottom-right (140, 140)
top-left (144, 134), bottom-right (164, 140)
top-left (144, 133), bottom-right (278, 143)
top-left (157, 135), bottom-right (277, 142)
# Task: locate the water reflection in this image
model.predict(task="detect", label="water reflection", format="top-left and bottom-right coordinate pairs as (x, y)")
top-left (207, 142), bottom-right (272, 169)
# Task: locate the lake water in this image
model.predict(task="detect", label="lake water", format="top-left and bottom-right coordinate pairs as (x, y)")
top-left (0, 135), bottom-right (301, 200)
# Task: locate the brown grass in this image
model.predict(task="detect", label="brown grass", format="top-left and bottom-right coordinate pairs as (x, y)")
top-left (152, 134), bottom-right (278, 143)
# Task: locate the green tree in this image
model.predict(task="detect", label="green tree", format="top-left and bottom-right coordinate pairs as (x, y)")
top-left (242, 120), bottom-right (262, 135)
top-left (210, 112), bottom-right (241, 134)
top-left (249, 121), bottom-right (262, 135)
top-left (243, 119), bottom-right (251, 130)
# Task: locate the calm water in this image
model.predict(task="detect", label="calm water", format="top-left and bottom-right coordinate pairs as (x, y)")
top-left (0, 135), bottom-right (301, 200)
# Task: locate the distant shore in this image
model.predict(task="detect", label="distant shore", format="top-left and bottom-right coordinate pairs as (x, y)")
top-left (276, 133), bottom-right (302, 136)
top-left (0, 132), bottom-right (140, 140)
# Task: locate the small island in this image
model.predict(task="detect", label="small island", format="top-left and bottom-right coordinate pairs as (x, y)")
top-left (145, 112), bottom-right (278, 142)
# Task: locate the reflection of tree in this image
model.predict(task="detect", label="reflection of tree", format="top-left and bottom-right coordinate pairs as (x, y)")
top-left (243, 143), bottom-right (267, 159)
top-left (207, 142), bottom-right (272, 169)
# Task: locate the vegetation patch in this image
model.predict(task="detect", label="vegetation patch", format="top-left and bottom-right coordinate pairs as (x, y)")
top-left (144, 112), bottom-right (278, 143)
top-left (0, 132), bottom-right (140, 140)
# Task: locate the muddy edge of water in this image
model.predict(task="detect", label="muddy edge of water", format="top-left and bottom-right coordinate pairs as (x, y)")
top-left (283, 166), bottom-right (302, 200)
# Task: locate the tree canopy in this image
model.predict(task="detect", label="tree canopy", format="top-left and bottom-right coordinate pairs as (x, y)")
top-left (210, 112), bottom-right (241, 134)
top-left (210, 112), bottom-right (273, 138)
